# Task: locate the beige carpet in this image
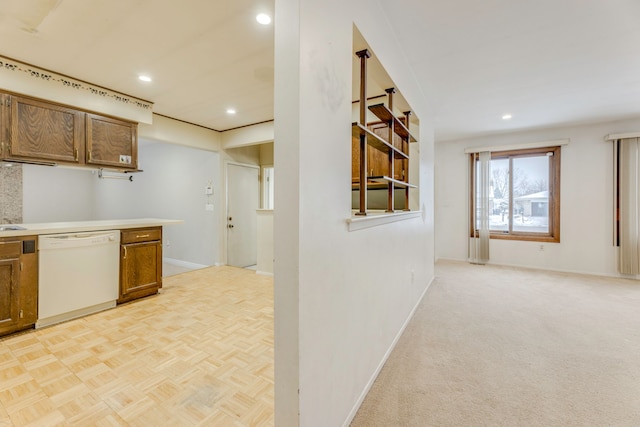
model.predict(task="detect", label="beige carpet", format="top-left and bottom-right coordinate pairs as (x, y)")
top-left (351, 260), bottom-right (640, 426)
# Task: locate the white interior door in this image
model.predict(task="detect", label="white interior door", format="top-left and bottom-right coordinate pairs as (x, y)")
top-left (226, 163), bottom-right (259, 267)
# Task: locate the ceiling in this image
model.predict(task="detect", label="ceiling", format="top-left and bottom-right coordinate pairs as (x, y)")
top-left (1, 0), bottom-right (640, 141)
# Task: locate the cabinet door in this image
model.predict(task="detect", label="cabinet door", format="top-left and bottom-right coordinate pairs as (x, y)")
top-left (86, 113), bottom-right (137, 170)
top-left (119, 241), bottom-right (162, 303)
top-left (7, 95), bottom-right (83, 163)
top-left (19, 241), bottom-right (38, 327)
top-left (0, 251), bottom-right (20, 335)
top-left (0, 94), bottom-right (7, 158)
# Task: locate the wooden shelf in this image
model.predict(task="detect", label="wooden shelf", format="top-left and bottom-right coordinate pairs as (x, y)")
top-left (352, 176), bottom-right (416, 190)
top-left (352, 123), bottom-right (408, 159)
top-left (353, 49), bottom-right (416, 215)
top-left (367, 175), bottom-right (417, 188)
top-left (368, 104), bottom-right (417, 142)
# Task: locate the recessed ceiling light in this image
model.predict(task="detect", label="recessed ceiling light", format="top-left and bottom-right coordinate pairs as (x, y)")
top-left (502, 114), bottom-right (512, 120)
top-left (256, 13), bottom-right (271, 25)
top-left (138, 75), bottom-right (152, 82)
top-left (226, 108), bottom-right (236, 115)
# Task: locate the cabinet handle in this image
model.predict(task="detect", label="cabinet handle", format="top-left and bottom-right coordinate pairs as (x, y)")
top-left (123, 246), bottom-right (127, 259)
top-left (74, 148), bottom-right (78, 161)
top-left (88, 150), bottom-right (92, 161)
top-left (136, 234), bottom-right (150, 238)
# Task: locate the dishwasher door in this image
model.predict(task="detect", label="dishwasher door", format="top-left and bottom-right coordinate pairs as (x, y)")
top-left (37, 230), bottom-right (120, 328)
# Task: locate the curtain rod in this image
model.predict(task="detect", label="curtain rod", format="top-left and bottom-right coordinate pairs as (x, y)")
top-left (464, 139), bottom-right (569, 154)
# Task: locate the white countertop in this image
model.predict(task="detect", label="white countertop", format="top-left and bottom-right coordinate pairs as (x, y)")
top-left (0, 218), bottom-right (183, 237)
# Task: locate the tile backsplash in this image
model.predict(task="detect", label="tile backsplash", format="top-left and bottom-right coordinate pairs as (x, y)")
top-left (0, 164), bottom-right (22, 223)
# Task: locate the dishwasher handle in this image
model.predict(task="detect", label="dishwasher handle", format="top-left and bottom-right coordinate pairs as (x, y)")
top-left (39, 230), bottom-right (120, 250)
top-left (52, 232), bottom-right (115, 241)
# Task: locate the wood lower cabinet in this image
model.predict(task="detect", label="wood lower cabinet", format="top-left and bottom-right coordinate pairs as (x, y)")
top-left (0, 236), bottom-right (38, 336)
top-left (119, 227), bottom-right (162, 303)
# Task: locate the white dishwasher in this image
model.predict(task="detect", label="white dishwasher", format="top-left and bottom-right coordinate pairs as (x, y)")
top-left (37, 230), bottom-right (120, 328)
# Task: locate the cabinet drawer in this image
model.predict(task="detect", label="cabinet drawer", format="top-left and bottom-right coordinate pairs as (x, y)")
top-left (0, 241), bottom-right (21, 259)
top-left (121, 227), bottom-right (161, 244)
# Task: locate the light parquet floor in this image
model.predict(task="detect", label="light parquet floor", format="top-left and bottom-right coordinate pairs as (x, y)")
top-left (0, 266), bottom-right (274, 427)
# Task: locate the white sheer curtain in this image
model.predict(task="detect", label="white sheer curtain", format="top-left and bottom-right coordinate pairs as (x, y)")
top-left (618, 138), bottom-right (640, 274)
top-left (469, 151), bottom-right (491, 264)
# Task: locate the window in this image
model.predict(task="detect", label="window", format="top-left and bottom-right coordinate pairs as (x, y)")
top-left (262, 166), bottom-right (274, 209)
top-left (470, 146), bottom-right (561, 242)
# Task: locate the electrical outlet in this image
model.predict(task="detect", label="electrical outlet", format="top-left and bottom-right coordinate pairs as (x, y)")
top-left (205, 204), bottom-right (214, 211)
top-left (411, 269), bottom-right (415, 284)
top-left (539, 244), bottom-right (544, 251)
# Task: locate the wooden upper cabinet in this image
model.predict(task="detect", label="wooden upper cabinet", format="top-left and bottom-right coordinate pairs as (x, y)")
top-left (86, 113), bottom-right (137, 170)
top-left (0, 93), bottom-right (7, 157)
top-left (6, 95), bottom-right (84, 163)
top-left (0, 90), bottom-right (138, 170)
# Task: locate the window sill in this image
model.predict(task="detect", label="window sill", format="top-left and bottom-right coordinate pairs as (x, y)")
top-left (470, 233), bottom-right (560, 243)
top-left (347, 210), bottom-right (421, 231)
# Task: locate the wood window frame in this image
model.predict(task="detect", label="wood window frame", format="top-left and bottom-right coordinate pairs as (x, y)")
top-left (469, 146), bottom-right (561, 243)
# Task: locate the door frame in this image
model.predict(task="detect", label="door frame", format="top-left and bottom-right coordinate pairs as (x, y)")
top-left (224, 161), bottom-right (260, 266)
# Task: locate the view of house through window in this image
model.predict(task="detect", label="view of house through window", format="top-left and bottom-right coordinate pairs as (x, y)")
top-left (471, 146), bottom-right (560, 242)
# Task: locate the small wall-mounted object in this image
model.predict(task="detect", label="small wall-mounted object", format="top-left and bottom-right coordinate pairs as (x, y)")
top-left (98, 168), bottom-right (133, 182)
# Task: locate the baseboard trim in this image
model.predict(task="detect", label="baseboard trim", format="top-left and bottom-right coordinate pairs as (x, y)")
top-left (163, 258), bottom-right (209, 270)
top-left (436, 258), bottom-right (627, 280)
top-left (342, 274), bottom-right (436, 427)
top-left (256, 270), bottom-right (273, 276)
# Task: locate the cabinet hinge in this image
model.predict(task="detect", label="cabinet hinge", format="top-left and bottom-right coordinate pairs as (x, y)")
top-left (19, 310), bottom-right (23, 319)
top-left (5, 98), bottom-right (10, 107)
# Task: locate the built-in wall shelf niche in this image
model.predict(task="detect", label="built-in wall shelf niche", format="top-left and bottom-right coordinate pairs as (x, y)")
top-left (351, 28), bottom-right (419, 216)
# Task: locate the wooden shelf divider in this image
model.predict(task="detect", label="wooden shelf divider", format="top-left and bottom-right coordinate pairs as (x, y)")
top-left (352, 122), bottom-right (408, 159)
top-left (352, 49), bottom-right (417, 215)
top-left (368, 103), bottom-right (417, 142)
top-left (366, 175), bottom-right (417, 188)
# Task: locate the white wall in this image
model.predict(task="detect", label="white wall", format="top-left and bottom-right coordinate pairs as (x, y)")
top-left (21, 141), bottom-right (220, 266)
top-left (139, 114), bottom-right (221, 151)
top-left (256, 209), bottom-right (274, 275)
top-left (221, 121), bottom-right (274, 148)
top-left (436, 117), bottom-right (640, 277)
top-left (274, 0), bottom-right (434, 425)
top-left (93, 141), bottom-right (221, 266)
top-left (19, 115), bottom-right (269, 267)
top-left (22, 165), bottom-right (96, 222)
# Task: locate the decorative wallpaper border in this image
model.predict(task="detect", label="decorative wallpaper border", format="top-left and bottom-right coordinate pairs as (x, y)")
top-left (0, 55), bottom-right (153, 112)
